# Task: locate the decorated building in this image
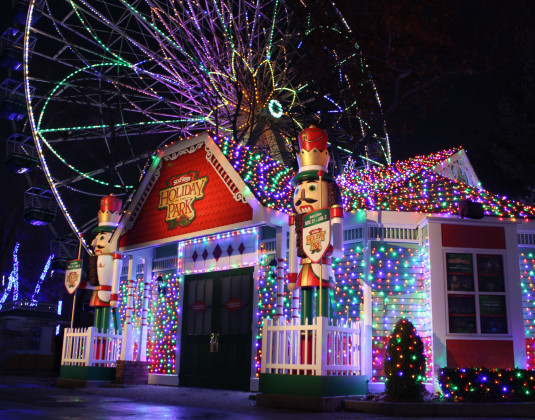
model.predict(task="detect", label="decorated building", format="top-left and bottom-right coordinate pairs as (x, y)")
top-left (112, 132), bottom-right (535, 392)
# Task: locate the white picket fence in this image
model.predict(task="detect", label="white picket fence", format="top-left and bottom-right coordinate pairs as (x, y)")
top-left (261, 317), bottom-right (361, 376)
top-left (61, 327), bottom-right (122, 367)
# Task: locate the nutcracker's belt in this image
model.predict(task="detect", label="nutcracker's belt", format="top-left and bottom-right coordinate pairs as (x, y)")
top-left (300, 257), bottom-right (331, 265)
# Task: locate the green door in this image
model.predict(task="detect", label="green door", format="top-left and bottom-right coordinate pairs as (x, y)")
top-left (179, 267), bottom-right (253, 390)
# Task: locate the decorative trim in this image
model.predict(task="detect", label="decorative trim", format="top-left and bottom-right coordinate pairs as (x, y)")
top-left (165, 141), bottom-right (205, 162)
top-left (344, 227), bottom-right (364, 242)
top-left (518, 233), bottom-right (535, 246)
top-left (206, 144), bottom-right (247, 203)
top-left (261, 239), bottom-right (277, 253)
top-left (125, 159), bottom-right (162, 231)
top-left (368, 225), bottom-right (419, 242)
top-left (153, 256), bottom-right (178, 272)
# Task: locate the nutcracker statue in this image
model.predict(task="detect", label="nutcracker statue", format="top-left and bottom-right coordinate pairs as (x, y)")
top-left (288, 126), bottom-right (344, 324)
top-left (88, 194), bottom-right (124, 333)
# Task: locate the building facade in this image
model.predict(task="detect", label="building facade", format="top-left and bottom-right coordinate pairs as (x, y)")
top-left (115, 133), bottom-right (535, 392)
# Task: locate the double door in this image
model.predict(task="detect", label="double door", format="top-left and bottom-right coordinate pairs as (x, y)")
top-left (179, 267), bottom-right (253, 390)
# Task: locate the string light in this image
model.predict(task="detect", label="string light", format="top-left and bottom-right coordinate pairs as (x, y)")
top-left (213, 135), bottom-right (295, 212)
top-left (332, 245), bottom-right (364, 323)
top-left (520, 251), bottom-right (535, 369)
top-left (146, 271), bottom-right (181, 374)
top-left (440, 367), bottom-right (535, 402)
top-left (255, 253), bottom-right (278, 376)
top-left (0, 242), bottom-right (20, 310)
top-left (182, 227), bottom-right (259, 275)
top-left (216, 139), bottom-right (535, 220)
top-left (25, 0), bottom-right (390, 250)
top-left (30, 253), bottom-right (54, 305)
top-left (384, 319), bottom-right (426, 400)
top-left (339, 149), bottom-right (535, 219)
top-left (370, 245), bottom-right (432, 384)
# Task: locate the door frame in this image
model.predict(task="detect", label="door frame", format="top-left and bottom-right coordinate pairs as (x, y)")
top-left (179, 266), bottom-right (255, 389)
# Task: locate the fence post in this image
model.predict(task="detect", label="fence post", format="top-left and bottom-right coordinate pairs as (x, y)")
top-left (261, 318), bottom-right (269, 374)
top-left (86, 327), bottom-right (95, 365)
top-left (61, 328), bottom-right (69, 365)
top-left (260, 317), bottom-right (363, 377)
top-left (74, 328), bottom-right (81, 364)
top-left (290, 320), bottom-right (298, 370)
top-left (317, 317), bottom-right (324, 376)
top-left (60, 327), bottom-right (123, 367)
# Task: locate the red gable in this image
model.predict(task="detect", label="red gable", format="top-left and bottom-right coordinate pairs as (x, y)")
top-left (120, 140), bottom-right (253, 248)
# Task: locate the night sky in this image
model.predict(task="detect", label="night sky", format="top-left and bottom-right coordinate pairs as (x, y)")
top-left (1, 1), bottom-right (534, 285)
top-left (336, 0), bottom-right (535, 200)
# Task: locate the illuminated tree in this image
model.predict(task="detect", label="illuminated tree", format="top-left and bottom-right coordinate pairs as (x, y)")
top-left (384, 318), bottom-right (426, 401)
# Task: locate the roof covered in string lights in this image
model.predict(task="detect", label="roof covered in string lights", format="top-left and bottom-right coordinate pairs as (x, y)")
top-left (213, 136), bottom-right (535, 219)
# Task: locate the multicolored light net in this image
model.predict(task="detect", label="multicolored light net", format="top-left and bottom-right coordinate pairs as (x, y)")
top-left (216, 138), bottom-right (535, 219)
top-left (147, 272), bottom-right (181, 374)
top-left (369, 243), bottom-right (432, 383)
top-left (520, 250), bottom-right (535, 369)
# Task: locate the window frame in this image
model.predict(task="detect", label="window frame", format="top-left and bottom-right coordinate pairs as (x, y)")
top-left (445, 250), bottom-right (509, 336)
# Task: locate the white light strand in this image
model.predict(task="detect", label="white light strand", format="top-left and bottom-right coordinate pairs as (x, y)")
top-left (0, 243), bottom-right (20, 310)
top-left (31, 253), bottom-right (54, 304)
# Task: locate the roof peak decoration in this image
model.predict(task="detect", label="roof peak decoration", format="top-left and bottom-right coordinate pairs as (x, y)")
top-left (432, 149), bottom-right (481, 188)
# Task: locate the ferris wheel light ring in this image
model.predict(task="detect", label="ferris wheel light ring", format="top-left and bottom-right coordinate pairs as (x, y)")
top-left (268, 99), bottom-right (283, 118)
top-left (23, 0), bottom-right (390, 248)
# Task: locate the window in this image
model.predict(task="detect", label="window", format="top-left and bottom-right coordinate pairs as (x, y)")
top-left (446, 252), bottom-right (507, 335)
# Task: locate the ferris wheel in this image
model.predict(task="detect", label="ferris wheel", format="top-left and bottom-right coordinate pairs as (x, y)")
top-left (23, 0), bottom-right (389, 244)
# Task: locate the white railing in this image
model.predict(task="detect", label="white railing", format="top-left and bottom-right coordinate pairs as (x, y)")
top-left (152, 256), bottom-right (178, 272)
top-left (261, 317), bottom-right (361, 376)
top-left (61, 327), bottom-right (122, 367)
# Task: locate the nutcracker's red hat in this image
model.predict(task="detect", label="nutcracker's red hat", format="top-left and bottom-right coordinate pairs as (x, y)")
top-left (93, 194), bottom-right (122, 233)
top-left (292, 125), bottom-right (333, 185)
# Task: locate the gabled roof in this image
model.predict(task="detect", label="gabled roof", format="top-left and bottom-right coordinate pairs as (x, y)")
top-left (119, 134), bottom-right (259, 250)
top-left (215, 137), bottom-right (535, 219)
top-left (214, 136), bottom-right (296, 212)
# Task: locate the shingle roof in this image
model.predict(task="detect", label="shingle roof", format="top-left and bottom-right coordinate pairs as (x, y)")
top-left (214, 137), bottom-right (535, 219)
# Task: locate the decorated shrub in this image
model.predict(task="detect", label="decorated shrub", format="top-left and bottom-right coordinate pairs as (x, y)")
top-left (440, 367), bottom-right (535, 402)
top-left (384, 318), bottom-right (426, 401)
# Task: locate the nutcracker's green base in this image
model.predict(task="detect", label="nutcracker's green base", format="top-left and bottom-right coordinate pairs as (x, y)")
top-left (259, 373), bottom-right (367, 397)
top-left (258, 373), bottom-right (368, 411)
top-left (59, 365), bottom-right (116, 382)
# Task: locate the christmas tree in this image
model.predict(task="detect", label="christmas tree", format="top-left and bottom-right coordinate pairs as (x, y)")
top-left (384, 318), bottom-right (426, 401)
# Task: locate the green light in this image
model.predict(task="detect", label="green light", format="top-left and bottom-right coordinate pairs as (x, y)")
top-left (268, 99), bottom-right (283, 118)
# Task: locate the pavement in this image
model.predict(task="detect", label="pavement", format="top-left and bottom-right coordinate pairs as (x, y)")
top-left (1, 373), bottom-right (534, 419)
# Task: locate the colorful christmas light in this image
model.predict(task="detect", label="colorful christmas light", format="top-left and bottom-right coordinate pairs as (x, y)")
top-left (384, 318), bottom-right (426, 401)
top-left (440, 367), bottom-right (535, 402)
top-left (24, 0), bottom-right (388, 244)
top-left (214, 135), bottom-right (295, 212)
top-left (369, 244), bottom-right (432, 383)
top-left (213, 138), bottom-right (535, 221)
top-left (520, 250), bottom-right (535, 369)
top-left (146, 272), bottom-right (181, 374)
top-left (182, 227), bottom-right (259, 275)
top-left (339, 149), bottom-right (535, 219)
top-left (254, 248), bottom-right (287, 376)
top-left (332, 244), bottom-right (364, 322)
